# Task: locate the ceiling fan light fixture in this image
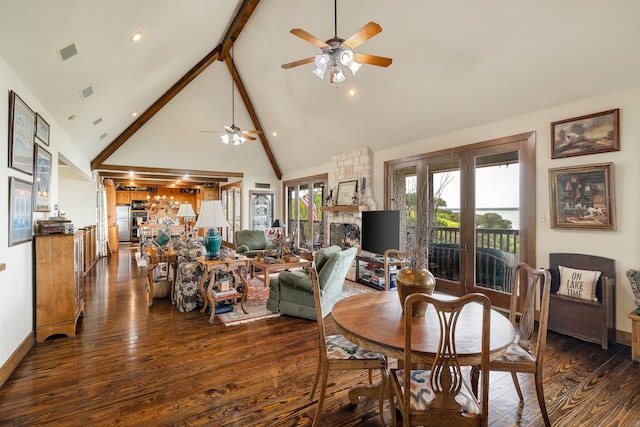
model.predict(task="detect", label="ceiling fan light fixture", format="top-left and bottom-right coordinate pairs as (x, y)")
top-left (331, 66), bottom-right (346, 83)
top-left (313, 54), bottom-right (329, 79)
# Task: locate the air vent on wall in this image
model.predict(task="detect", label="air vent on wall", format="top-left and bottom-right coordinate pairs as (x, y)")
top-left (79, 86), bottom-right (93, 99)
top-left (99, 132), bottom-right (108, 140)
top-left (255, 183), bottom-right (271, 189)
top-left (58, 43), bottom-right (78, 62)
top-left (93, 117), bottom-right (102, 126)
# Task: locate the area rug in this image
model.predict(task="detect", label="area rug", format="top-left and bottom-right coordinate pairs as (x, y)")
top-left (217, 278), bottom-right (375, 326)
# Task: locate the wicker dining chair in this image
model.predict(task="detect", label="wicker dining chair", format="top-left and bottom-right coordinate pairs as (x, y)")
top-left (309, 264), bottom-right (388, 427)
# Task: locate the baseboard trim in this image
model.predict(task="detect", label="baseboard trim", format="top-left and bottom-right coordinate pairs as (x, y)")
top-left (0, 332), bottom-right (34, 388)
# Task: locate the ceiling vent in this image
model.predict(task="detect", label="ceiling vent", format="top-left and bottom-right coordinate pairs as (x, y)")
top-left (80, 86), bottom-right (93, 100)
top-left (99, 132), bottom-right (108, 140)
top-left (58, 43), bottom-right (78, 62)
top-left (93, 117), bottom-right (103, 126)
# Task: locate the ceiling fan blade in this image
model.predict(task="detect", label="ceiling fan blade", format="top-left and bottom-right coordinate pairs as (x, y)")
top-left (290, 29), bottom-right (330, 48)
top-left (281, 57), bottom-right (315, 69)
top-left (342, 22), bottom-right (382, 49)
top-left (354, 52), bottom-right (392, 67)
top-left (241, 132), bottom-right (257, 140)
top-left (223, 125), bottom-right (234, 132)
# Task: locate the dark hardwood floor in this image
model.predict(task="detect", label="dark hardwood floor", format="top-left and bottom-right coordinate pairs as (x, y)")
top-left (1, 244), bottom-right (639, 426)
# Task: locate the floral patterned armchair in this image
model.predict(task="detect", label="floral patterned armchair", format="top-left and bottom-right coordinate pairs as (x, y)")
top-left (172, 238), bottom-right (206, 312)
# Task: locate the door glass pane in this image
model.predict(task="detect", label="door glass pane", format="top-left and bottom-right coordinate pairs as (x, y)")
top-left (297, 184), bottom-right (310, 249)
top-left (473, 152), bottom-right (520, 293)
top-left (312, 182), bottom-right (325, 250)
top-left (428, 161), bottom-right (461, 283)
top-left (390, 166), bottom-right (417, 252)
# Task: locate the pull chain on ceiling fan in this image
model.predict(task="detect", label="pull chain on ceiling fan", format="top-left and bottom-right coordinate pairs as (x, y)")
top-left (282, 0), bottom-right (392, 83)
top-left (220, 43), bottom-right (260, 145)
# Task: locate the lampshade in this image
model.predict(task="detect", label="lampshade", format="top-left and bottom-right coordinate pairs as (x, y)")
top-left (272, 219), bottom-right (285, 228)
top-left (196, 200), bottom-right (229, 259)
top-left (195, 200), bottom-right (229, 229)
top-left (176, 203), bottom-right (196, 218)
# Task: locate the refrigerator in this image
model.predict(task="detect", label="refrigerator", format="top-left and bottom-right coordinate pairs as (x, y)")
top-left (116, 204), bottom-right (131, 242)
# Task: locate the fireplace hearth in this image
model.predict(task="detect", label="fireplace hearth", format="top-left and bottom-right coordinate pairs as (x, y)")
top-left (330, 223), bottom-right (360, 249)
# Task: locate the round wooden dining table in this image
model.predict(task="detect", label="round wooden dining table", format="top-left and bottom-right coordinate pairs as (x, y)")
top-left (332, 292), bottom-right (516, 366)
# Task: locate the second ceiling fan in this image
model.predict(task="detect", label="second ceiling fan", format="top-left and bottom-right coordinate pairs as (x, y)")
top-left (282, 0), bottom-right (392, 83)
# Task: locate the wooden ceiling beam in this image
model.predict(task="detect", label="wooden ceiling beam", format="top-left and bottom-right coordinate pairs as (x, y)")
top-left (91, 0), bottom-right (264, 171)
top-left (225, 54), bottom-right (282, 179)
top-left (219, 0), bottom-right (262, 61)
top-left (97, 164), bottom-right (242, 179)
top-left (91, 46), bottom-right (221, 170)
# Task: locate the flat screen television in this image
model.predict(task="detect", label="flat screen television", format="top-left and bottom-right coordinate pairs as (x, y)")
top-left (361, 210), bottom-right (400, 256)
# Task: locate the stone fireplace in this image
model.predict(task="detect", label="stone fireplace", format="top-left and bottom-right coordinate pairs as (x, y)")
top-left (324, 147), bottom-right (377, 280)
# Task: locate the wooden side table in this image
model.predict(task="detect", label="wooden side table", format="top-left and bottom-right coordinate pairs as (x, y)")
top-left (197, 257), bottom-right (250, 322)
top-left (144, 246), bottom-right (177, 307)
top-left (627, 311), bottom-right (640, 361)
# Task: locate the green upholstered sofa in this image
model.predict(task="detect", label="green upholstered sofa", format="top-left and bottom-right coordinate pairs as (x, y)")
top-left (234, 229), bottom-right (277, 258)
top-left (267, 245), bottom-right (357, 321)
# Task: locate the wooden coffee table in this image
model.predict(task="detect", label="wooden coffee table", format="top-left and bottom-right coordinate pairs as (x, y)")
top-left (250, 258), bottom-right (309, 285)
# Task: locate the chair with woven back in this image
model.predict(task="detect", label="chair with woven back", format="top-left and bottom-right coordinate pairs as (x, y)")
top-left (472, 262), bottom-right (552, 427)
top-left (309, 264), bottom-right (388, 427)
top-left (390, 292), bottom-right (492, 427)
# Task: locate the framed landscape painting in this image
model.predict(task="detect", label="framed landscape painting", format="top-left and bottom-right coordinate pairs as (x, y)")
top-left (551, 109), bottom-right (619, 159)
top-left (549, 162), bottom-right (616, 230)
top-left (8, 91), bottom-right (35, 175)
top-left (9, 177), bottom-right (33, 246)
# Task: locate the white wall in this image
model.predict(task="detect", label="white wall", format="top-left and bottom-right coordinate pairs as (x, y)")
top-left (288, 86), bottom-right (640, 334)
top-left (0, 56), bottom-right (94, 368)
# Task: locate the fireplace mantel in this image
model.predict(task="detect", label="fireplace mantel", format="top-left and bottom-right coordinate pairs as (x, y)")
top-left (322, 206), bottom-right (368, 213)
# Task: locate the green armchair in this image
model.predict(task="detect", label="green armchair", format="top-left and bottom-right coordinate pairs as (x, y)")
top-left (267, 245), bottom-right (357, 321)
top-left (234, 230), bottom-right (277, 258)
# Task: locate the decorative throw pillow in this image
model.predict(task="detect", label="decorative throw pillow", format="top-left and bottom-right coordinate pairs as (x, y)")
top-left (557, 265), bottom-right (601, 302)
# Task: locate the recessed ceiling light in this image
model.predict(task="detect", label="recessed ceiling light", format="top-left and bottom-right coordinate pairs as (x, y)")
top-left (348, 88), bottom-right (358, 98)
top-left (131, 112), bottom-right (138, 118)
top-left (272, 131), bottom-right (278, 137)
top-left (130, 31), bottom-right (143, 42)
top-left (129, 171), bottom-right (135, 177)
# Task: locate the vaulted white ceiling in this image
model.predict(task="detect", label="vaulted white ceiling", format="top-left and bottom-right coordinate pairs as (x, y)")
top-left (1, 0), bottom-right (640, 182)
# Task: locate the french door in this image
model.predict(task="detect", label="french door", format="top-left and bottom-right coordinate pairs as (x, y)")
top-left (284, 174), bottom-right (327, 250)
top-left (386, 132), bottom-right (535, 310)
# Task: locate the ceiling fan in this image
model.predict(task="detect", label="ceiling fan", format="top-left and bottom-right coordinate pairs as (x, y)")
top-left (201, 45), bottom-right (260, 145)
top-left (281, 0), bottom-right (392, 83)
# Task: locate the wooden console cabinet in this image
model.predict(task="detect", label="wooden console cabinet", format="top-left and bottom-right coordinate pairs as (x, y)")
top-left (35, 232), bottom-right (85, 342)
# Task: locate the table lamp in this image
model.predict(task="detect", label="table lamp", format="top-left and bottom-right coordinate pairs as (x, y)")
top-left (176, 202), bottom-right (196, 237)
top-left (272, 219), bottom-right (285, 238)
top-left (195, 200), bottom-right (229, 259)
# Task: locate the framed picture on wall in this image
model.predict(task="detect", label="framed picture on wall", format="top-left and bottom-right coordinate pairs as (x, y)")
top-left (551, 109), bottom-right (619, 159)
top-left (549, 162), bottom-right (616, 230)
top-left (35, 113), bottom-right (50, 146)
top-left (9, 177), bottom-right (34, 246)
top-left (336, 180), bottom-right (357, 206)
top-left (34, 144), bottom-right (52, 212)
top-left (8, 91), bottom-right (35, 175)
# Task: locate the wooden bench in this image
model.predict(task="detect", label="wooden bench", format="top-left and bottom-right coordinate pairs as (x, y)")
top-left (548, 253), bottom-right (615, 350)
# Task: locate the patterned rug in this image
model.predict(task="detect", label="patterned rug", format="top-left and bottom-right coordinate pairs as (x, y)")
top-left (217, 278), bottom-right (374, 326)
